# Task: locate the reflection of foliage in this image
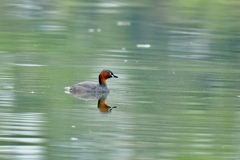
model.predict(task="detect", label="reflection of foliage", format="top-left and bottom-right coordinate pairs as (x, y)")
top-left (0, 1), bottom-right (240, 159)
top-left (168, 0), bottom-right (240, 52)
top-left (1, 0), bottom-right (240, 53)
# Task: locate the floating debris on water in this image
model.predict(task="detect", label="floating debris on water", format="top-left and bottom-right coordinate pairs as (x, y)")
top-left (136, 44), bottom-right (151, 48)
top-left (88, 28), bottom-right (95, 32)
top-left (70, 137), bottom-right (78, 141)
top-left (117, 21), bottom-right (131, 26)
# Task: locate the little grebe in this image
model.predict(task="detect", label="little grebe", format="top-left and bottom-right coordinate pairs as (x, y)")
top-left (68, 69), bottom-right (118, 93)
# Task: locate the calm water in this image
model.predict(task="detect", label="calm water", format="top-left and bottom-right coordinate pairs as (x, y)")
top-left (1, 1), bottom-right (240, 160)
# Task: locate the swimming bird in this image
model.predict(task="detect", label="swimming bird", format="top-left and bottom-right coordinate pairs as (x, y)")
top-left (68, 69), bottom-right (118, 93)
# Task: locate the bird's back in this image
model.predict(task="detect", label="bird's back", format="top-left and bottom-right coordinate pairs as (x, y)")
top-left (69, 81), bottom-right (109, 93)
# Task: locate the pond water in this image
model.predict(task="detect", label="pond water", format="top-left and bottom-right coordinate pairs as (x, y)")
top-left (0, 1), bottom-right (240, 160)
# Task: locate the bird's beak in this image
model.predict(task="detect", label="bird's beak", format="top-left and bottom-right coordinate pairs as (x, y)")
top-left (113, 75), bottom-right (118, 78)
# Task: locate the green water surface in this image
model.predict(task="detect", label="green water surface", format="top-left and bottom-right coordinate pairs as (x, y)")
top-left (0, 1), bottom-right (240, 160)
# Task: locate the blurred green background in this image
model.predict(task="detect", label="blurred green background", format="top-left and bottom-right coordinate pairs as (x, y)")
top-left (0, 1), bottom-right (240, 160)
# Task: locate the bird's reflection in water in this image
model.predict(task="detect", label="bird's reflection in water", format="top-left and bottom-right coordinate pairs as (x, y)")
top-left (66, 91), bottom-right (117, 113)
top-left (97, 95), bottom-right (117, 113)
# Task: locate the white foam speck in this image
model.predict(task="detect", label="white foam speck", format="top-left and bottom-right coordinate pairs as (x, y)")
top-left (137, 44), bottom-right (151, 48)
top-left (117, 21), bottom-right (131, 26)
top-left (71, 137), bottom-right (78, 141)
top-left (88, 28), bottom-right (94, 32)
